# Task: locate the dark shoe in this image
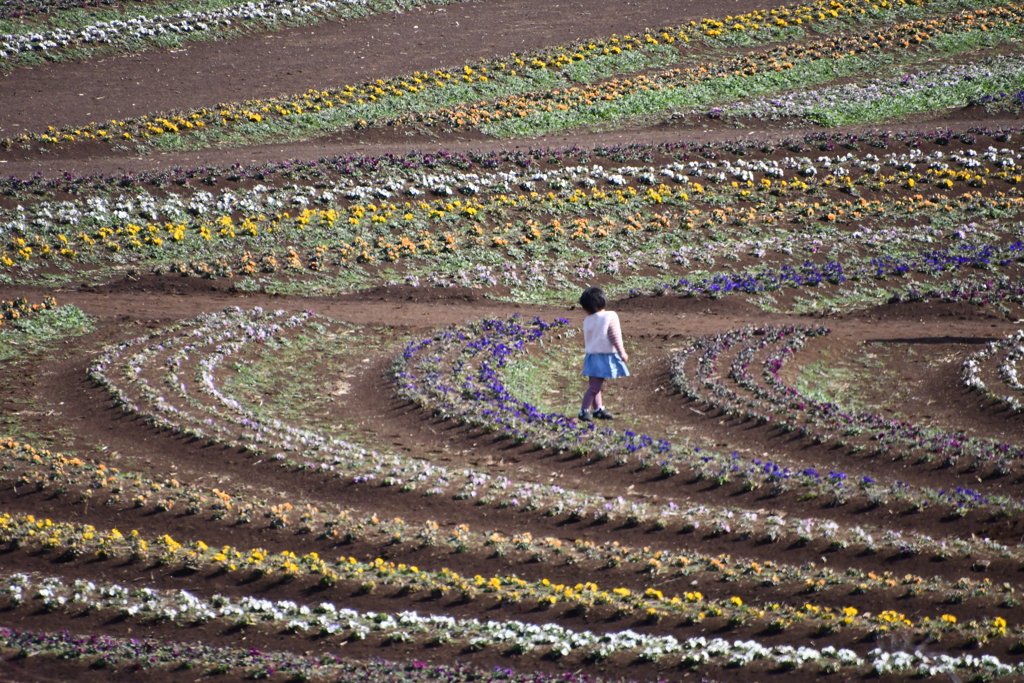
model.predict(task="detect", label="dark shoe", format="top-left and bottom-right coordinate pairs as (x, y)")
top-left (593, 408), bottom-right (615, 420)
top-left (578, 409), bottom-right (593, 422)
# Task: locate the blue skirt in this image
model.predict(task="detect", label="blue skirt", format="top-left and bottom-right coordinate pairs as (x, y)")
top-left (582, 353), bottom-right (630, 379)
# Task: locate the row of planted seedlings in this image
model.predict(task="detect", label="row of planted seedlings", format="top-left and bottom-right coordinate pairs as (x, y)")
top-left (0, 626), bottom-right (691, 683)
top-left (667, 323), bottom-right (1024, 535)
top-left (379, 3), bottom-right (1024, 138)
top-left (0, 0), bottom-right (466, 64)
top-left (0, 506), bottom-right (1020, 663)
top-left (391, 314), bottom-right (1024, 568)
top-left (962, 328), bottom-right (1024, 411)
top-left (83, 306), bottom-right (1024, 597)
top-left (8, 432), bottom-right (1019, 626)
top-left (6, 142), bottom-right (1024, 293)
top-left (669, 324), bottom-right (1024, 503)
top-left (0, 435), bottom-right (987, 619)
top-left (4, 566), bottom-right (1024, 676)
top-left (678, 323), bottom-right (1011, 468)
top-left (1, 125), bottom-right (1017, 203)
top-left (4, 430), bottom-right (1015, 638)
top-left (4, 0), bottom-right (1009, 151)
top-left (696, 55), bottom-right (1024, 127)
top-left (5, 569), bottom-right (1017, 679)
top-left (0, 152), bottom-right (993, 266)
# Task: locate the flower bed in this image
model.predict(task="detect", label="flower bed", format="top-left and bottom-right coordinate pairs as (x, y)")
top-left (0, 295), bottom-right (56, 327)
top-left (706, 55), bottom-right (1024, 126)
top-left (401, 314), bottom-right (1018, 513)
top-left (671, 325), bottom-right (1024, 508)
top-left (5, 141), bottom-right (1024, 316)
top-left (6, 0), bottom-right (1015, 148)
top-left (0, 568), bottom-right (1018, 664)
top-left (9, 433), bottom-right (1007, 613)
top-left (89, 307), bottom-right (1021, 564)
top-left (0, 626), bottom-right (674, 682)
top-left (0, 0), bottom-right (462, 61)
top-left (962, 329), bottom-right (1024, 411)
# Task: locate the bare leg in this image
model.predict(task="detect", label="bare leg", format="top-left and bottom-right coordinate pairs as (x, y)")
top-left (581, 376), bottom-right (605, 411)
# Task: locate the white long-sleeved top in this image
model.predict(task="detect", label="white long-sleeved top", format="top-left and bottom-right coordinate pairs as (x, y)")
top-left (583, 310), bottom-right (626, 356)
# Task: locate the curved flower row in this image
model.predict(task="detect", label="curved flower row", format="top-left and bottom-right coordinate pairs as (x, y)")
top-left (4, 432), bottom-right (1013, 611)
top-left (671, 325), bottom-right (1023, 511)
top-left (88, 307), bottom-right (623, 517)
top-left (5, 153), bottom-right (1024, 301)
top-left (962, 329), bottom-right (1024, 411)
top-left (383, 4), bottom-right (1024, 133)
top-left (0, 571), bottom-right (837, 664)
top-left (2, 570), bottom-right (1017, 670)
top-left (394, 315), bottom-right (675, 460)
top-left (643, 240), bottom-right (1024, 302)
top-left (88, 308), bottom-right (1023, 561)
top-left (89, 307), bottom-right (749, 541)
top-left (0, 295), bottom-right (57, 327)
top-left (4, 511), bottom-right (1004, 643)
top-left (754, 325), bottom-right (1023, 472)
top-left (17, 436), bottom-right (1015, 614)
top-left (399, 311), bottom-right (1006, 521)
top-left (393, 315), bottom-right (1024, 561)
top-left (888, 276), bottom-right (1024, 307)
top-left (0, 627), bottom-right (649, 682)
top-left (0, 0), bottom-right (439, 60)
top-left (2, 0), bottom-right (987, 146)
top-left (709, 55), bottom-right (1024, 126)
top-left (3, 132), bottom-right (1023, 275)
top-left (0, 126), bottom-right (1015, 201)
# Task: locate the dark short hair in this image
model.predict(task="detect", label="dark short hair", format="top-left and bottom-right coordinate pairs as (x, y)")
top-left (579, 286), bottom-right (606, 314)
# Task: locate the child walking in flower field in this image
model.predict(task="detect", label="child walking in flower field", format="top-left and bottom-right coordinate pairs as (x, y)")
top-left (578, 286), bottom-right (629, 422)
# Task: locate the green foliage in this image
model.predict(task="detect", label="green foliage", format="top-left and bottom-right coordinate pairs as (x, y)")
top-left (0, 305), bottom-right (94, 362)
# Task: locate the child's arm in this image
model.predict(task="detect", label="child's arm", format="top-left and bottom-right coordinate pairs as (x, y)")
top-left (607, 313), bottom-right (629, 362)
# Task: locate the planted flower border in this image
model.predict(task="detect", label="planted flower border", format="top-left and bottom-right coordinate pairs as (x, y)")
top-left (962, 328), bottom-right (1024, 411)
top-left (387, 7), bottom-right (1024, 137)
top-left (0, 626), bottom-right (669, 682)
top-left (708, 55), bottom-right (1024, 126)
top-left (0, 0), bottom-right (468, 63)
top-left (673, 324), bottom-right (1024, 477)
top-left (394, 314), bottom-right (1024, 558)
top-left (89, 307), bottom-right (1021, 563)
top-left (5, 140), bottom-right (1024, 313)
top-left (1, 570), bottom-right (1017, 672)
top-left (0, 126), bottom-right (1019, 201)
top-left (6, 0), bottom-right (1021, 150)
top-left (2, 433), bottom-right (1013, 616)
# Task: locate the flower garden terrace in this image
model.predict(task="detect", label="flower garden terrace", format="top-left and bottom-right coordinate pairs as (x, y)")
top-left (4, 230), bottom-right (1024, 676)
top-left (8, 0), bottom-right (1024, 677)
top-left (78, 306), bottom-right (1024, 580)
top-left (7, 0), bottom-right (1024, 158)
top-left (7, 134), bottom-right (1024, 313)
top-left (0, 300), bottom-right (1024, 680)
